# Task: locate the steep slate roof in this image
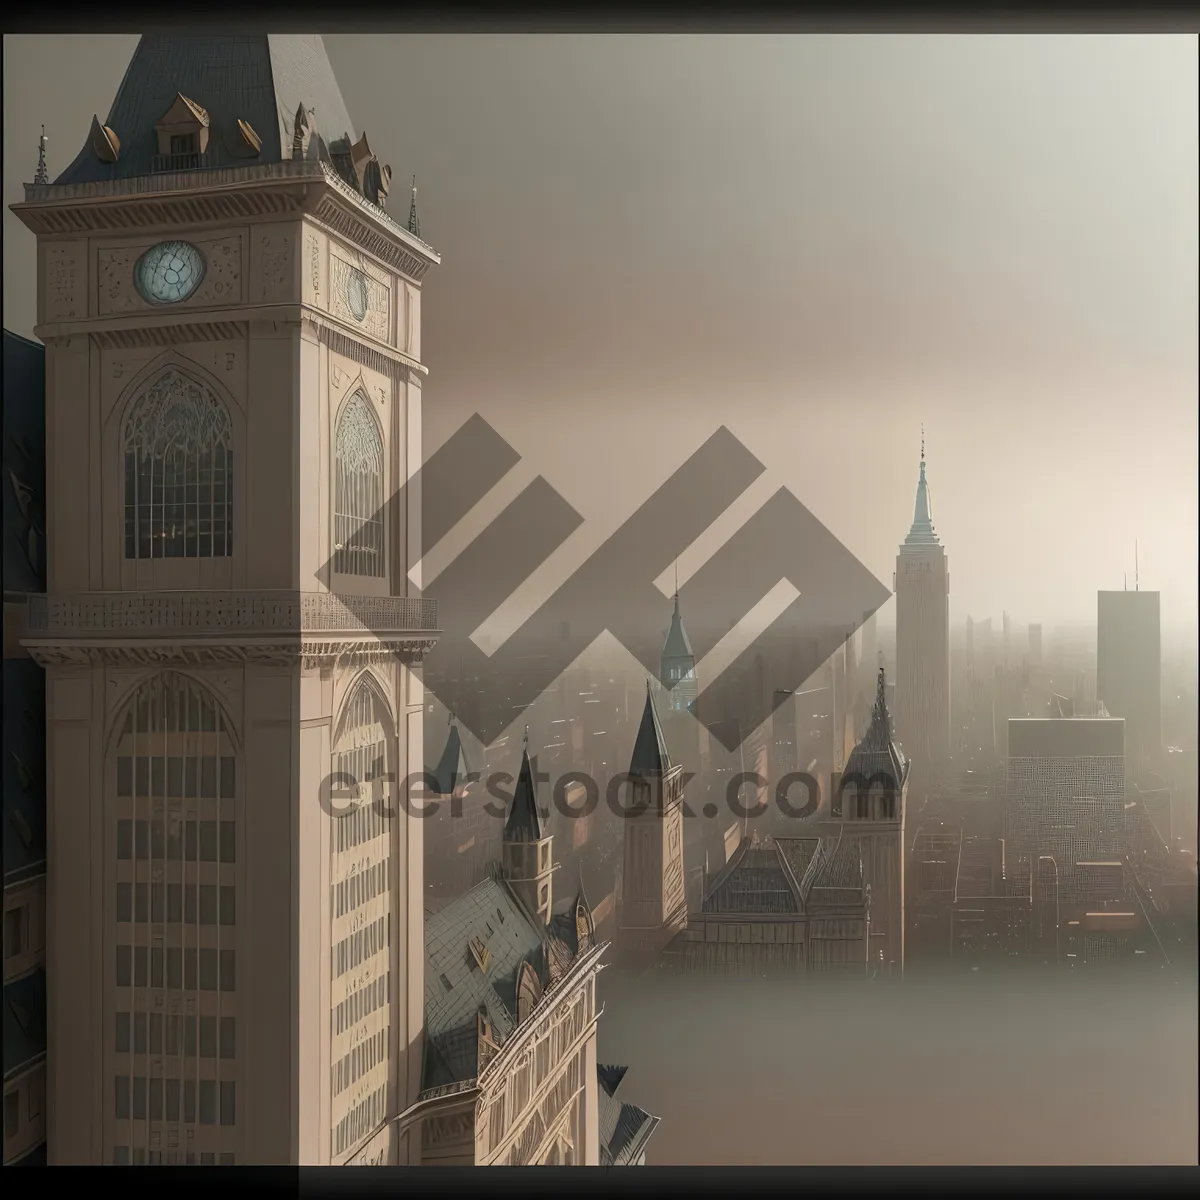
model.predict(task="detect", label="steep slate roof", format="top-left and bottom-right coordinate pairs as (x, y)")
top-left (629, 684), bottom-right (672, 776)
top-left (423, 877), bottom-right (543, 1088)
top-left (55, 35), bottom-right (358, 185)
top-left (598, 1065), bottom-right (660, 1167)
top-left (423, 870), bottom-right (597, 1090)
top-left (842, 667), bottom-right (908, 792)
top-left (701, 833), bottom-right (868, 915)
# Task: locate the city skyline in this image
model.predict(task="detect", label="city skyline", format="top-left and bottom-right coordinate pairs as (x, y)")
top-left (4, 33), bottom-right (1197, 635)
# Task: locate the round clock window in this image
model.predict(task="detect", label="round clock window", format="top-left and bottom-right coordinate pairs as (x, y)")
top-left (346, 268), bottom-right (369, 323)
top-left (135, 241), bottom-right (206, 305)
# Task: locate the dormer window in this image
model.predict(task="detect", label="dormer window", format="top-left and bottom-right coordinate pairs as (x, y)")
top-left (154, 93), bottom-right (210, 172)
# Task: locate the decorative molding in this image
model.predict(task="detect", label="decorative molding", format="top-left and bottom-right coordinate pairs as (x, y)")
top-left (303, 313), bottom-right (426, 384)
top-left (22, 592), bottom-right (438, 668)
top-left (98, 235), bottom-right (241, 317)
top-left (88, 320), bottom-right (247, 351)
top-left (25, 639), bottom-right (436, 670)
top-left (15, 163), bottom-right (438, 278)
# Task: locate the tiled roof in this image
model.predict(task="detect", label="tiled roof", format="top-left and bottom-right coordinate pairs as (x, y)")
top-left (423, 878), bottom-right (544, 1088)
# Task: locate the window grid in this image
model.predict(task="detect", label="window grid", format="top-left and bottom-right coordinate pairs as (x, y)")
top-left (333, 392), bottom-right (385, 578)
top-left (122, 369), bottom-right (233, 560)
top-left (112, 672), bottom-right (238, 1160)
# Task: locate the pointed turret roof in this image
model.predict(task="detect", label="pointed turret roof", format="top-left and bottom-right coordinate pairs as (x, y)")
top-left (662, 591), bottom-right (694, 661)
top-left (54, 35), bottom-right (357, 185)
top-left (504, 731), bottom-right (544, 842)
top-left (629, 682), bottom-right (672, 776)
top-left (428, 713), bottom-right (471, 797)
top-left (842, 667), bottom-right (908, 791)
top-left (902, 427), bottom-right (941, 552)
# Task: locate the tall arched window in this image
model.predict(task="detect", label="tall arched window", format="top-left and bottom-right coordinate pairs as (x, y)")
top-left (111, 672), bottom-right (238, 1164)
top-left (123, 369), bottom-right (233, 559)
top-left (333, 392), bottom-right (384, 578)
top-left (330, 677), bottom-right (394, 1161)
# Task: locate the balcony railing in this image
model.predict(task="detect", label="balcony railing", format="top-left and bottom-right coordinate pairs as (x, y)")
top-left (25, 592), bottom-right (437, 638)
top-left (151, 151), bottom-right (209, 173)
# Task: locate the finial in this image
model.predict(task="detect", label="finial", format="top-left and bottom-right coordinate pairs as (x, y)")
top-left (34, 125), bottom-right (49, 185)
top-left (523, 724), bottom-right (529, 749)
top-left (674, 558), bottom-right (679, 599)
top-left (645, 677), bottom-right (652, 697)
top-left (407, 175), bottom-right (420, 238)
top-left (920, 423), bottom-right (925, 464)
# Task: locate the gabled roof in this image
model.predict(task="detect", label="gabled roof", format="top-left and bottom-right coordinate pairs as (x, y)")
top-left (54, 35), bottom-right (357, 185)
top-left (504, 743), bottom-right (544, 842)
top-left (629, 683), bottom-right (672, 776)
top-left (701, 833), bottom-right (868, 915)
top-left (598, 1065), bottom-right (660, 1167)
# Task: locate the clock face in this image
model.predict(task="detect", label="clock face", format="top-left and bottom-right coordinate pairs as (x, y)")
top-left (135, 241), bottom-right (206, 304)
top-left (346, 268), bottom-right (369, 322)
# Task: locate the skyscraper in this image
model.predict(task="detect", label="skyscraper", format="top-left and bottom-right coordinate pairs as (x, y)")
top-left (895, 434), bottom-right (951, 777)
top-left (12, 35), bottom-right (437, 1165)
top-left (1005, 718), bottom-right (1125, 904)
top-left (1096, 590), bottom-right (1162, 772)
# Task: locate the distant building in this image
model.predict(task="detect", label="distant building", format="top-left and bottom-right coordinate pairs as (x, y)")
top-left (1097, 590), bottom-right (1162, 772)
top-left (895, 435), bottom-right (951, 776)
top-left (1028, 624), bottom-right (1043, 666)
top-left (596, 1066), bottom-right (658, 1167)
top-left (618, 688), bottom-right (688, 962)
top-left (3, 329), bottom-right (48, 1166)
top-left (1006, 718), bottom-right (1126, 904)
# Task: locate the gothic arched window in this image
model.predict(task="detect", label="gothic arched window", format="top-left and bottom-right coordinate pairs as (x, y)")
top-left (330, 676), bottom-right (394, 1161)
top-left (112, 672), bottom-right (239, 1141)
top-left (123, 369), bottom-right (233, 559)
top-left (333, 392), bottom-right (385, 578)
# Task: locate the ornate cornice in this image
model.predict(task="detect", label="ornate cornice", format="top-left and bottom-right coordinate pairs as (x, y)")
top-left (24, 638), bottom-right (437, 670)
top-left (301, 312), bottom-right (428, 382)
top-left (13, 162), bottom-right (438, 283)
top-left (22, 591), bottom-right (439, 669)
top-left (87, 320), bottom-right (248, 351)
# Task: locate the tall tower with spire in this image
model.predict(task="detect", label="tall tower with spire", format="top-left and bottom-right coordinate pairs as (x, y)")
top-left (11, 35), bottom-right (439, 1166)
top-left (618, 685), bottom-right (687, 960)
top-left (836, 666), bottom-right (909, 975)
top-left (502, 732), bottom-right (556, 926)
top-left (894, 428), bottom-right (951, 780)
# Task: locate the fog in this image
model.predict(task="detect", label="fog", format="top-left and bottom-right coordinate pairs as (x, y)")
top-left (597, 969), bottom-right (1199, 1165)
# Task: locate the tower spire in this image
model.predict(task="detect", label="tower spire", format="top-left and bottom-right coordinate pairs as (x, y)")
top-left (34, 125), bottom-right (49, 185)
top-left (407, 175), bottom-right (420, 238)
top-left (902, 426), bottom-right (940, 550)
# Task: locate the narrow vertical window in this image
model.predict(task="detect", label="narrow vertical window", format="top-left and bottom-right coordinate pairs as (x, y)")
top-left (123, 368), bottom-right (233, 559)
top-left (333, 392), bottom-right (385, 577)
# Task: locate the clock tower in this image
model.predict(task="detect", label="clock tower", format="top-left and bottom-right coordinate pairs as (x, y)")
top-left (12, 35), bottom-right (439, 1166)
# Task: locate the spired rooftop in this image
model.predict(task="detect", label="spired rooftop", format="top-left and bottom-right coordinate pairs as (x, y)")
top-left (56, 35), bottom-right (359, 185)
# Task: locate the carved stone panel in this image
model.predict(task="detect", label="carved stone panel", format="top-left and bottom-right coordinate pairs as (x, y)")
top-left (251, 229), bottom-right (296, 305)
top-left (97, 235), bottom-right (242, 316)
top-left (44, 242), bottom-right (86, 320)
top-left (329, 250), bottom-right (391, 344)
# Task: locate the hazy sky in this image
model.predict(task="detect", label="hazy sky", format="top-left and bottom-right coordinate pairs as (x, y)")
top-left (4, 34), bottom-right (1197, 636)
